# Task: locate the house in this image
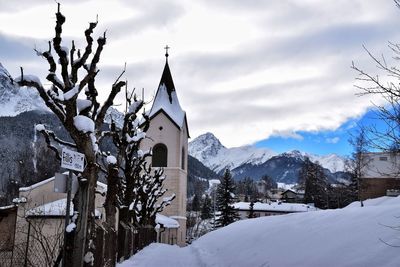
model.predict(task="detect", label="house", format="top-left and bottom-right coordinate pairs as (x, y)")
top-left (281, 189), bottom-right (304, 203)
top-left (8, 172), bottom-right (180, 265)
top-left (0, 204), bottom-right (17, 266)
top-left (233, 201), bottom-right (317, 219)
top-left (140, 52), bottom-right (189, 247)
top-left (360, 152), bottom-right (400, 200)
top-left (7, 174), bottom-right (107, 266)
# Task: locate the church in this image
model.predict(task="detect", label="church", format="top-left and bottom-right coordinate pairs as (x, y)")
top-left (140, 49), bottom-right (189, 246)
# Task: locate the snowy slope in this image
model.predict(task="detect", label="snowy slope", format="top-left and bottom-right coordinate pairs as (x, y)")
top-left (189, 133), bottom-right (346, 173)
top-left (119, 196), bottom-right (400, 267)
top-left (0, 63), bottom-right (48, 116)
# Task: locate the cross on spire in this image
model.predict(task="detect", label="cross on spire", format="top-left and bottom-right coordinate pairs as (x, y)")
top-left (164, 45), bottom-right (170, 59)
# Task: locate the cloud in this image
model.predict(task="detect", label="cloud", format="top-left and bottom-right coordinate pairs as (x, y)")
top-left (1, 0), bottom-right (399, 149)
top-left (326, 137), bottom-right (340, 144)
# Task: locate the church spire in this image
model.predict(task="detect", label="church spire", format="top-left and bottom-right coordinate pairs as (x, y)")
top-left (148, 47), bottom-right (186, 129)
top-left (159, 45), bottom-right (175, 103)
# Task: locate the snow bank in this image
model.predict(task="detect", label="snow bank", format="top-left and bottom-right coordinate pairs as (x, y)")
top-left (120, 196), bottom-right (400, 267)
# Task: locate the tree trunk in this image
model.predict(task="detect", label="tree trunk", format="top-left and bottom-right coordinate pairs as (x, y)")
top-left (104, 165), bottom-right (119, 266)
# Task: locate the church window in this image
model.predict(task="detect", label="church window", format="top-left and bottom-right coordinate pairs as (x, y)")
top-left (181, 147), bottom-right (185, 170)
top-left (153, 143), bottom-right (168, 167)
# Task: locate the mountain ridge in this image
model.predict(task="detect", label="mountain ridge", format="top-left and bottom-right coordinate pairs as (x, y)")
top-left (189, 132), bottom-right (348, 183)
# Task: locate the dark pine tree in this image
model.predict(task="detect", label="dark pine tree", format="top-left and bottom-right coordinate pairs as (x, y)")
top-left (191, 194), bottom-right (201, 212)
top-left (201, 194), bottom-right (212, 220)
top-left (248, 201), bottom-right (255, 219)
top-left (215, 169), bottom-right (240, 228)
top-left (299, 158), bottom-right (329, 209)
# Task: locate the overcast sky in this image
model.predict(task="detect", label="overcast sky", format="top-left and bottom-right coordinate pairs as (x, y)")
top-left (1, 0), bottom-right (400, 154)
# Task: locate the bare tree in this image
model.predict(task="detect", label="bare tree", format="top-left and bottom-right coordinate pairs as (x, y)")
top-left (16, 4), bottom-right (126, 266)
top-left (352, 43), bottom-right (400, 151)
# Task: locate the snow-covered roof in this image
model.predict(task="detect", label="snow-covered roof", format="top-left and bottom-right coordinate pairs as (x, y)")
top-left (19, 175), bottom-right (58, 192)
top-left (0, 204), bottom-right (16, 210)
top-left (19, 173), bottom-right (107, 193)
top-left (148, 61), bottom-right (187, 130)
top-left (155, 213), bottom-right (179, 228)
top-left (26, 198), bottom-right (101, 217)
top-left (26, 198), bottom-right (73, 217)
top-left (233, 201), bottom-right (317, 213)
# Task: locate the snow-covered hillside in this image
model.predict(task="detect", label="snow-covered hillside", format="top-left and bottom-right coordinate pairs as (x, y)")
top-left (0, 63), bottom-right (48, 116)
top-left (189, 133), bottom-right (346, 173)
top-left (119, 196), bottom-right (400, 267)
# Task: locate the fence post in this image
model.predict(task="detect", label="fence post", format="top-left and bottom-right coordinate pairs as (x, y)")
top-left (24, 221), bottom-right (31, 267)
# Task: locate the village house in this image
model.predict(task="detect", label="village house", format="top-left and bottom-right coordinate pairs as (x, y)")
top-left (281, 189), bottom-right (304, 203)
top-left (360, 152), bottom-right (400, 200)
top-left (233, 201), bottom-right (317, 219)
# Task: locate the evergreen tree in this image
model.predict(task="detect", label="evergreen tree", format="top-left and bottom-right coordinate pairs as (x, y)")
top-left (215, 169), bottom-right (240, 228)
top-left (261, 175), bottom-right (278, 190)
top-left (248, 201), bottom-right (255, 219)
top-left (191, 194), bottom-right (201, 212)
top-left (299, 158), bottom-right (329, 209)
top-left (201, 194), bottom-right (212, 220)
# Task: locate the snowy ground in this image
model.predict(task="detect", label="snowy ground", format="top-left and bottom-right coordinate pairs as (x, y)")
top-left (118, 196), bottom-right (400, 267)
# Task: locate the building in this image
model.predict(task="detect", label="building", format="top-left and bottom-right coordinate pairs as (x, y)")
top-left (233, 201), bottom-right (317, 219)
top-left (140, 53), bottom-right (189, 247)
top-left (281, 189), bottom-right (304, 203)
top-left (360, 152), bottom-right (400, 200)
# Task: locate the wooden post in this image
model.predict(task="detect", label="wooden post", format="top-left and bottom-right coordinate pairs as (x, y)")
top-left (62, 171), bottom-right (72, 267)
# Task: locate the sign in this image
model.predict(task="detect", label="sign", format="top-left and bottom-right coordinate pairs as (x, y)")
top-left (61, 148), bottom-right (85, 172)
top-left (54, 173), bottom-right (68, 193)
top-left (54, 172), bottom-right (79, 193)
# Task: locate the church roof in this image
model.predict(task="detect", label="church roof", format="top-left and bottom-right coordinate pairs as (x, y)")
top-left (149, 59), bottom-right (187, 130)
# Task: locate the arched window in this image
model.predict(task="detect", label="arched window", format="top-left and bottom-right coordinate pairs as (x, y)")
top-left (153, 143), bottom-right (168, 167)
top-left (181, 147), bottom-right (185, 170)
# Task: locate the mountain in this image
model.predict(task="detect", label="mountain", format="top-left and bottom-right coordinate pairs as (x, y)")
top-left (188, 132), bottom-right (275, 173)
top-left (189, 133), bottom-right (348, 183)
top-left (187, 155), bottom-right (219, 197)
top-left (0, 63), bottom-right (49, 116)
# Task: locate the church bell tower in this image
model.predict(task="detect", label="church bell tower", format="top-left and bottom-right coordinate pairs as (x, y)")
top-left (140, 48), bottom-right (189, 246)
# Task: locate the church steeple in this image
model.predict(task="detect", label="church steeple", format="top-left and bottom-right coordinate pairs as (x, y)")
top-left (149, 48), bottom-right (187, 130)
top-left (159, 57), bottom-right (175, 104)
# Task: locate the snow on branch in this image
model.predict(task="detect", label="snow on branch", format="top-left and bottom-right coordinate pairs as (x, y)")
top-left (16, 68), bottom-right (66, 121)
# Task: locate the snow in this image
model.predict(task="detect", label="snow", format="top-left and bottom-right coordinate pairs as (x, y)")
top-left (119, 196), bottom-right (400, 267)
top-left (77, 99), bottom-right (92, 112)
top-left (26, 198), bottom-right (73, 216)
top-left (74, 115), bottom-right (95, 133)
top-left (233, 201), bottom-right (317, 213)
top-left (107, 155), bottom-right (117, 165)
top-left (19, 175), bottom-right (57, 192)
top-left (83, 251), bottom-right (94, 264)
top-left (15, 75), bottom-right (42, 86)
top-left (189, 133), bottom-right (346, 173)
top-left (64, 85), bottom-right (79, 100)
top-left (66, 222), bottom-right (76, 233)
top-left (35, 123), bottom-right (45, 132)
top-left (0, 64), bottom-right (49, 116)
top-left (149, 83), bottom-right (185, 128)
top-left (155, 214), bottom-right (180, 229)
top-left (26, 198), bottom-right (102, 218)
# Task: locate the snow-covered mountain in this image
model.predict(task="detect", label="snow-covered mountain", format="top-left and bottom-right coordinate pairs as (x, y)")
top-left (189, 133), bottom-right (347, 180)
top-left (188, 132), bottom-right (276, 173)
top-left (0, 63), bottom-right (48, 116)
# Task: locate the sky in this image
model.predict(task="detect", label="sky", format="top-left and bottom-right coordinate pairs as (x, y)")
top-left (1, 0), bottom-right (400, 156)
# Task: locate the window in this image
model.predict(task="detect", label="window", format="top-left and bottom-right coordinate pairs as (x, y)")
top-left (379, 156), bottom-right (388, 161)
top-left (153, 143), bottom-right (168, 167)
top-left (181, 147), bottom-right (185, 170)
